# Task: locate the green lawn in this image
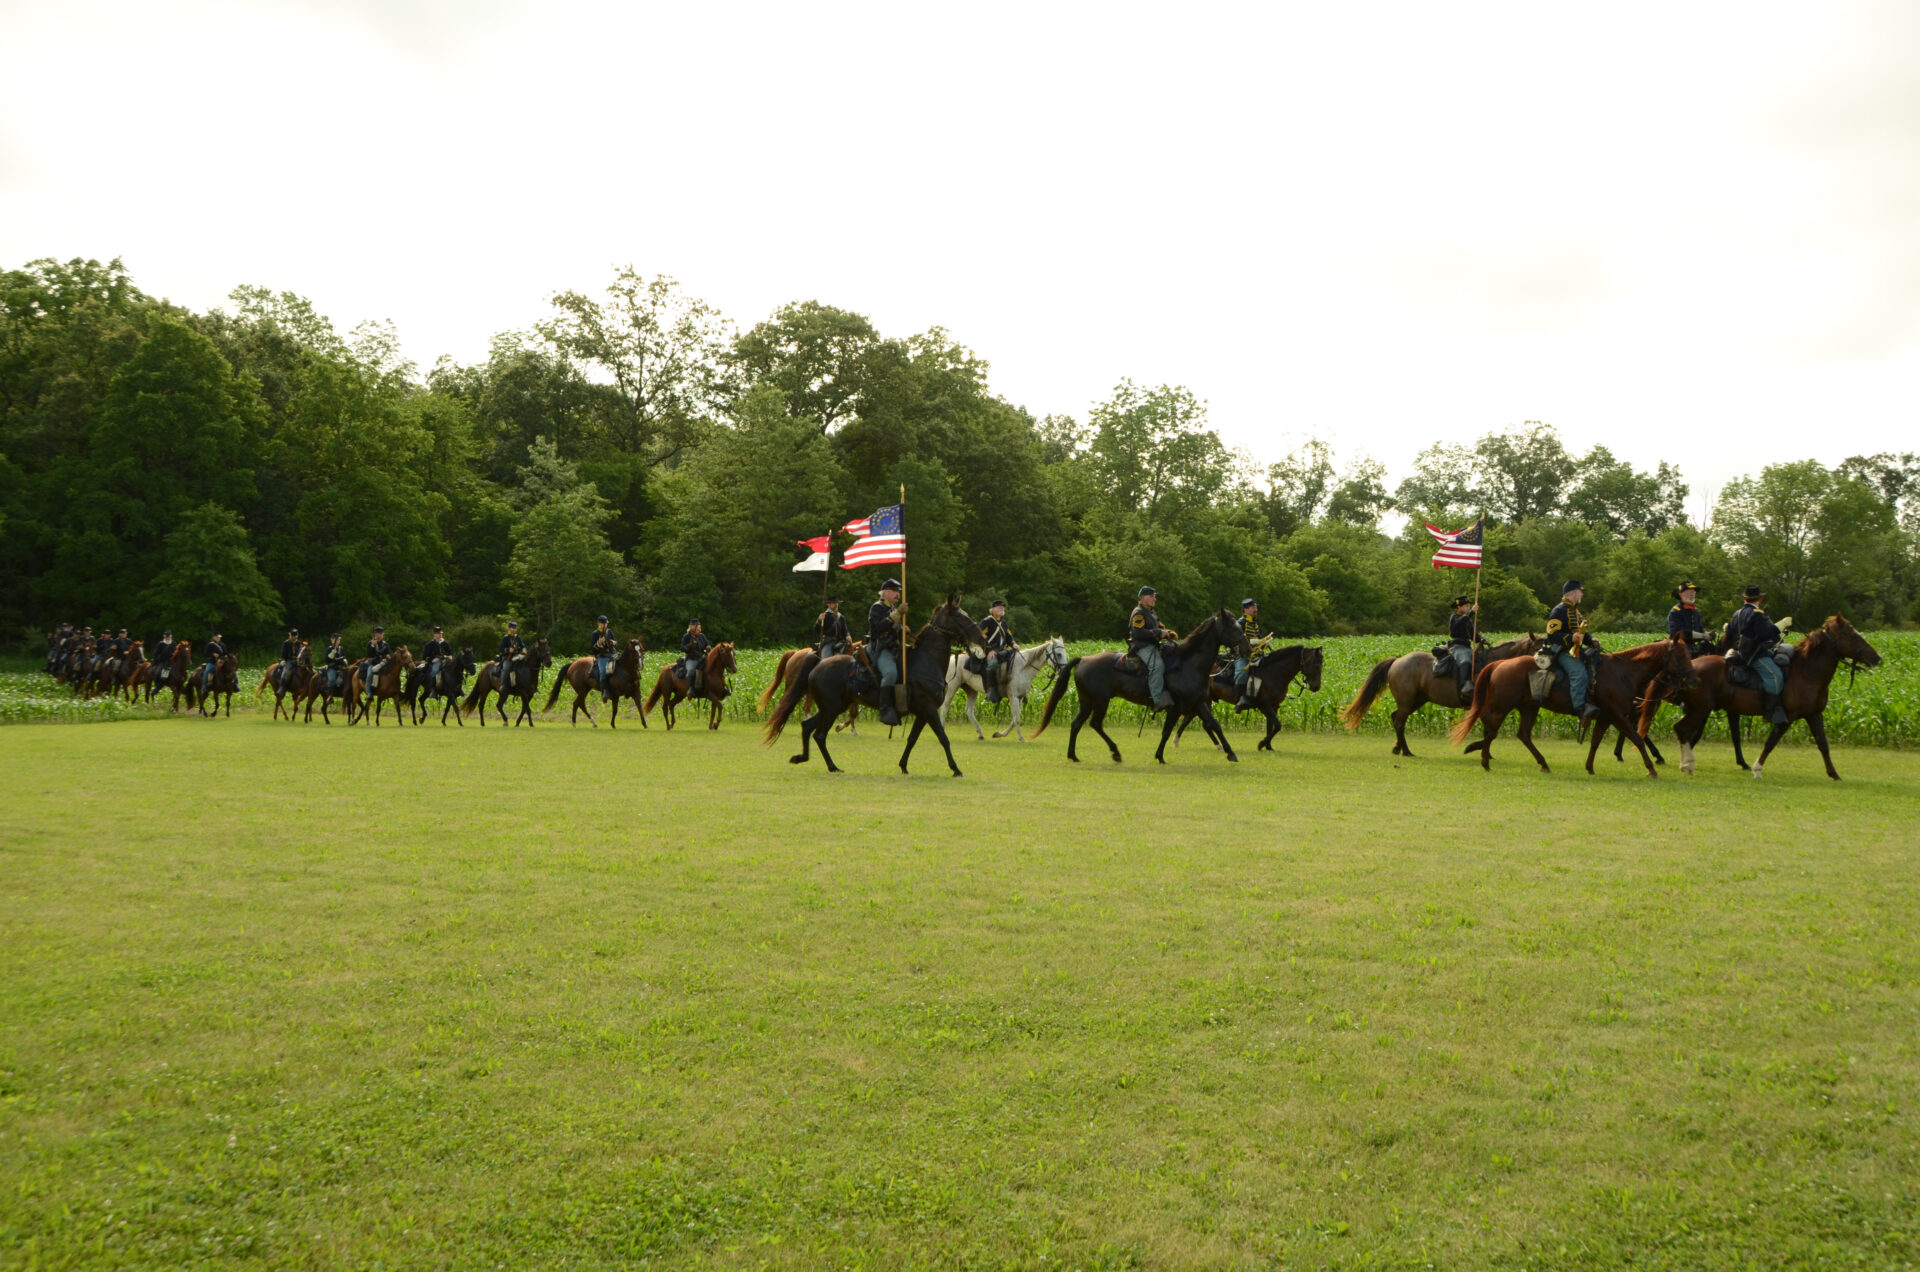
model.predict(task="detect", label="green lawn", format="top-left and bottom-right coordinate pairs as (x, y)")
top-left (2, 717), bottom-right (1917, 1269)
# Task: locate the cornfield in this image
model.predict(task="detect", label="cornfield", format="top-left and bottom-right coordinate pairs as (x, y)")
top-left (6, 631), bottom-right (1915, 746)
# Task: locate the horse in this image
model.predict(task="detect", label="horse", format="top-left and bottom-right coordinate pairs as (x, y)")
top-left (299, 658), bottom-right (354, 724)
top-left (1031, 610), bottom-right (1251, 764)
top-left (347, 648), bottom-right (414, 726)
top-left (941, 636), bottom-right (1071, 741)
top-left (1173, 643), bottom-right (1326, 752)
top-left (1626, 615), bottom-right (1881, 779)
top-left (1340, 634), bottom-right (1544, 756)
top-left (462, 638), bottom-right (553, 726)
top-left (147, 641), bottom-right (194, 711)
top-left (408, 647), bottom-right (478, 725)
top-left (1447, 639), bottom-right (1699, 777)
top-left (98, 642), bottom-right (148, 703)
top-left (258, 642), bottom-right (313, 720)
top-left (646, 641), bottom-right (738, 730)
top-left (545, 638), bottom-right (650, 727)
top-left (758, 646), bottom-right (864, 734)
top-left (762, 597), bottom-right (987, 775)
top-left (190, 653), bottom-right (241, 718)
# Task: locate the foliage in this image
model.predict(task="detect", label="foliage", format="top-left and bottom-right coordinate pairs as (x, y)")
top-left (503, 438), bottom-right (640, 635)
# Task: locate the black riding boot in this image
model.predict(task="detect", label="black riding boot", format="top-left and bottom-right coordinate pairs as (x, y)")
top-left (1762, 692), bottom-right (1789, 726)
top-left (1580, 699), bottom-right (1601, 721)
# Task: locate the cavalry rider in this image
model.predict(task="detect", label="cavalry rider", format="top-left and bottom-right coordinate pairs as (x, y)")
top-left (1231, 598), bottom-right (1269, 711)
top-left (680, 618), bottom-right (710, 697)
top-left (1543, 580), bottom-right (1602, 720)
top-left (275, 627), bottom-right (301, 689)
top-left (362, 625), bottom-right (392, 705)
top-left (421, 625), bottom-right (452, 688)
top-left (1444, 594), bottom-right (1487, 701)
top-left (201, 630), bottom-right (227, 691)
top-left (815, 596), bottom-right (850, 658)
top-left (589, 615), bottom-right (618, 699)
top-left (323, 633), bottom-right (349, 692)
top-left (497, 620), bottom-right (526, 692)
top-left (1727, 585), bottom-right (1791, 726)
top-left (979, 600), bottom-right (1017, 703)
top-left (1667, 581), bottom-right (1709, 649)
top-left (101, 627), bottom-right (131, 682)
top-left (869, 579), bottom-right (905, 726)
top-left (1129, 585), bottom-right (1174, 711)
top-left (150, 629), bottom-right (175, 686)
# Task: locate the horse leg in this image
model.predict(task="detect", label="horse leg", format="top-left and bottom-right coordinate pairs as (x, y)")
top-left (925, 711), bottom-right (963, 777)
top-left (1727, 712), bottom-right (1749, 769)
top-left (1586, 720), bottom-right (1608, 774)
top-left (965, 689), bottom-right (984, 741)
top-left (1259, 706), bottom-right (1280, 751)
top-left (790, 711), bottom-right (817, 765)
top-left (1751, 720), bottom-right (1791, 779)
top-left (1391, 703), bottom-right (1415, 758)
top-left (1066, 704), bottom-right (1091, 762)
top-left (1515, 707), bottom-right (1550, 773)
top-left (899, 716), bottom-right (927, 774)
top-left (1197, 704), bottom-right (1239, 763)
top-left (1807, 712), bottom-right (1840, 780)
top-left (814, 713), bottom-right (843, 773)
top-left (1089, 703), bottom-right (1123, 763)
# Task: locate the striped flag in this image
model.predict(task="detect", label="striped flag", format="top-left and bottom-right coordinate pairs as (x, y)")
top-left (792, 535), bottom-right (830, 573)
top-left (1425, 518), bottom-right (1485, 569)
top-left (842, 504), bottom-right (905, 567)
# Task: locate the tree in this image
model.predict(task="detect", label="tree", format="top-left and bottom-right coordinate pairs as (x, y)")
top-left (1323, 457), bottom-right (1392, 528)
top-left (731, 301), bottom-right (882, 433)
top-left (1475, 421), bottom-right (1574, 524)
top-left (1713, 461), bottom-right (1834, 613)
top-left (504, 437), bottom-right (640, 635)
top-left (1394, 442), bottom-right (1478, 525)
top-left (1263, 440), bottom-right (1334, 538)
top-left (136, 502), bottom-right (282, 639)
top-left (1087, 381), bottom-right (1243, 530)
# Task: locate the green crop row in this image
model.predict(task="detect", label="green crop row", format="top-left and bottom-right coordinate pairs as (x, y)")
top-left (6, 631), bottom-right (1915, 746)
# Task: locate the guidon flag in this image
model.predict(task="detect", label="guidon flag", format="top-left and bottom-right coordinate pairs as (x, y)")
top-left (792, 535), bottom-right (830, 573)
top-left (1425, 518), bottom-right (1485, 569)
top-left (842, 504), bottom-right (905, 567)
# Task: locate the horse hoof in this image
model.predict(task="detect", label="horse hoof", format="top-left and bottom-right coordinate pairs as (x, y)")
top-left (789, 755), bottom-right (807, 765)
top-left (1225, 754), bottom-right (1238, 763)
top-left (1751, 766), bottom-right (1763, 780)
top-left (950, 769), bottom-right (963, 778)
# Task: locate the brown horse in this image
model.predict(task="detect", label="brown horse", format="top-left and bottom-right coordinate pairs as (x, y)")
top-left (1447, 639), bottom-right (1698, 777)
top-left (1341, 634), bottom-right (1543, 756)
top-left (190, 653), bottom-right (242, 718)
top-left (545, 638), bottom-right (650, 727)
top-left (1629, 615), bottom-right (1881, 780)
top-left (148, 641), bottom-right (194, 711)
top-left (762, 598), bottom-right (986, 775)
top-left (1031, 610), bottom-right (1250, 764)
top-left (462, 638), bottom-right (553, 726)
top-left (100, 642), bottom-right (148, 702)
top-left (258, 642), bottom-right (313, 720)
top-left (299, 657), bottom-right (354, 723)
top-left (646, 642), bottom-right (738, 730)
top-left (347, 648), bottom-right (414, 726)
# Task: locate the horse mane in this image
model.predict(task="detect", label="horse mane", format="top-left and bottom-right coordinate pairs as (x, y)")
top-left (1177, 609), bottom-right (1235, 656)
top-left (704, 641), bottom-right (733, 673)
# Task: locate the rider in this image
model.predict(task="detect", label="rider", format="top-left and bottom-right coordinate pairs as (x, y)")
top-left (589, 615), bottom-right (617, 699)
top-left (869, 579), bottom-right (905, 726)
top-left (421, 624), bottom-right (451, 680)
top-left (1231, 598), bottom-right (1267, 710)
top-left (1129, 585), bottom-right (1174, 711)
top-left (276, 627), bottom-right (301, 689)
top-left (498, 620), bottom-right (526, 693)
top-left (101, 627), bottom-right (130, 682)
top-left (1667, 582), bottom-right (1709, 649)
top-left (201, 630), bottom-right (227, 692)
top-left (979, 600), bottom-right (1017, 703)
top-left (150, 629), bottom-right (175, 685)
top-left (680, 619), bottom-right (710, 697)
top-left (815, 597), bottom-right (850, 658)
top-left (1543, 580), bottom-right (1602, 720)
top-left (323, 633), bottom-right (349, 692)
top-left (1727, 585), bottom-right (1790, 726)
top-left (1444, 595), bottom-right (1487, 701)
top-left (361, 626), bottom-right (392, 704)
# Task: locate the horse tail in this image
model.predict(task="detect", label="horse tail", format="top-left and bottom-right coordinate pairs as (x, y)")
top-left (761, 652), bottom-right (820, 745)
top-left (758, 651), bottom-right (794, 712)
top-left (1341, 658), bottom-right (1393, 731)
top-left (543, 665), bottom-right (567, 711)
top-left (1029, 656), bottom-right (1082, 739)
top-left (460, 676), bottom-right (486, 718)
top-left (1447, 664), bottom-right (1494, 746)
top-left (644, 671), bottom-right (666, 714)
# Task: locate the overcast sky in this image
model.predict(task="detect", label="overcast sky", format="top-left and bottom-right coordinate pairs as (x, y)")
top-left (5, 1), bottom-right (1916, 515)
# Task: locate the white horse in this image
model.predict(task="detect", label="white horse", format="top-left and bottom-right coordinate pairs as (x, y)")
top-left (942, 636), bottom-right (1071, 741)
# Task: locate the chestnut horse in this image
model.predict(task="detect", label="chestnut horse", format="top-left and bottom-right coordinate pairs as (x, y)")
top-left (1340, 634), bottom-right (1544, 756)
top-left (1629, 615), bottom-right (1881, 779)
top-left (646, 642), bottom-right (738, 730)
top-left (347, 648), bottom-right (414, 726)
top-left (101, 642), bottom-right (148, 703)
top-left (762, 598), bottom-right (986, 775)
top-left (148, 641), bottom-right (194, 711)
top-left (1031, 610), bottom-right (1251, 764)
top-left (1447, 639), bottom-right (1698, 777)
top-left (545, 638), bottom-right (650, 727)
top-left (257, 642), bottom-right (313, 720)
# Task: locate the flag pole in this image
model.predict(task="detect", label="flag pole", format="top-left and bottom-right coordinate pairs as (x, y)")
top-left (1469, 514), bottom-right (1483, 646)
top-left (897, 483), bottom-right (908, 649)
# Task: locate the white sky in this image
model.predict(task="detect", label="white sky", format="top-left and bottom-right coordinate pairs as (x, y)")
top-left (5, 1), bottom-right (1917, 516)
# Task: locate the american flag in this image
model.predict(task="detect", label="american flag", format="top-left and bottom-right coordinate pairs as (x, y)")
top-left (842, 504), bottom-right (906, 567)
top-left (1425, 518), bottom-right (1484, 569)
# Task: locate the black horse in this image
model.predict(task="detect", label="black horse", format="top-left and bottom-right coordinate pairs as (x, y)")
top-left (1175, 643), bottom-right (1325, 752)
top-left (410, 648), bottom-right (476, 725)
top-left (1032, 610), bottom-right (1250, 763)
top-left (763, 597), bottom-right (986, 776)
top-left (462, 638), bottom-right (553, 727)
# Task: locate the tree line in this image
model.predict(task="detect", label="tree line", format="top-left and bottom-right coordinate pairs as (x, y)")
top-left (3, 256), bottom-right (1916, 652)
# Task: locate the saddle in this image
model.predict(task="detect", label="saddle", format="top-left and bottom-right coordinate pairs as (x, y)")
top-left (964, 654), bottom-right (986, 675)
top-left (1119, 642), bottom-right (1182, 675)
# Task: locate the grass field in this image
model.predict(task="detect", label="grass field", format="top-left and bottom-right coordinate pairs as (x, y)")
top-left (2, 713), bottom-right (1917, 1269)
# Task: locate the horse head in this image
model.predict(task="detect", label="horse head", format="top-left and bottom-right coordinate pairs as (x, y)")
top-left (927, 596), bottom-right (985, 656)
top-left (1186, 609), bottom-right (1247, 660)
top-left (707, 642), bottom-right (736, 677)
top-left (1046, 635), bottom-right (1070, 670)
top-left (1662, 638), bottom-right (1699, 689)
top-left (532, 637), bottom-right (553, 667)
top-left (1823, 614), bottom-right (1882, 669)
top-left (1299, 645), bottom-right (1325, 693)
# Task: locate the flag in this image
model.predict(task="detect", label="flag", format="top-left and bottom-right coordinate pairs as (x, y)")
top-left (1425, 518), bottom-right (1485, 569)
top-left (842, 516), bottom-right (872, 538)
top-left (842, 504), bottom-right (905, 567)
top-left (792, 535), bottom-right (830, 573)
